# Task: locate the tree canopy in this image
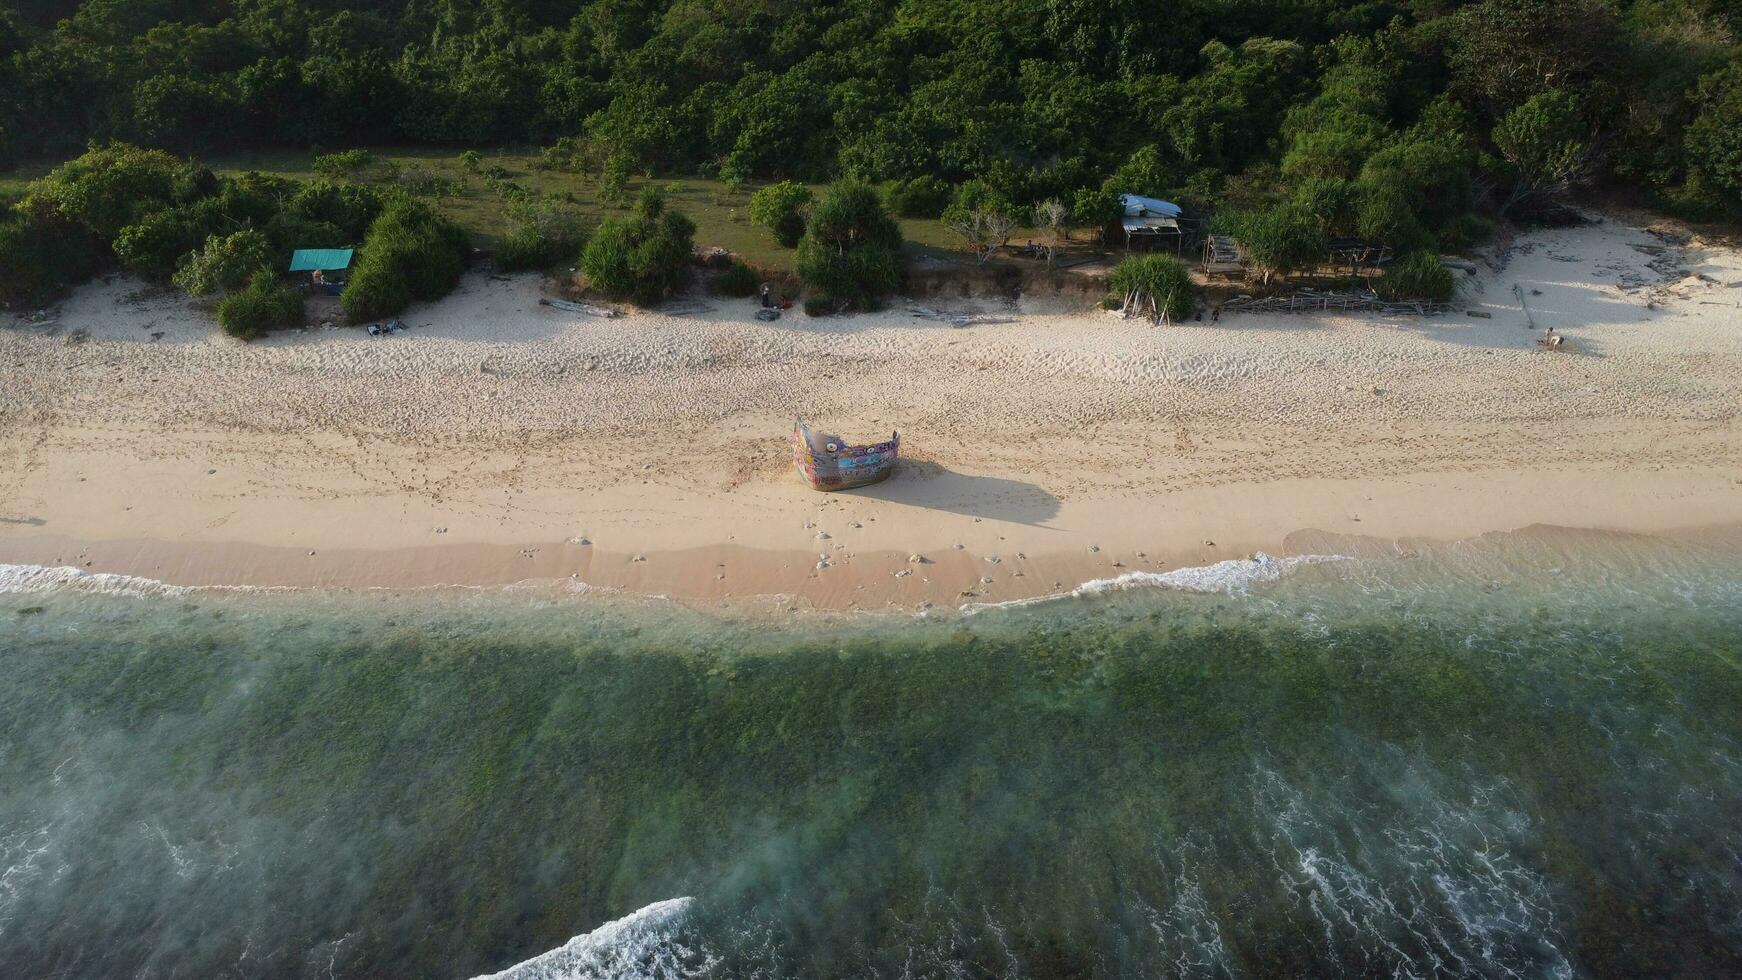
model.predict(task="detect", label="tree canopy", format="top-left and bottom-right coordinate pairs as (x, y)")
top-left (0, 1), bottom-right (1735, 216)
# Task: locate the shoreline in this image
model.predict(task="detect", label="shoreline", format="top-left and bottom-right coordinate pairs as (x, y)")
top-left (4, 498), bottom-right (1741, 613)
top-left (4, 217), bottom-right (1741, 609)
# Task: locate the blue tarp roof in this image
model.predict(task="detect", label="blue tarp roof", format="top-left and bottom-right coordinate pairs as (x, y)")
top-left (1119, 194), bottom-right (1182, 218)
top-left (288, 248), bottom-right (354, 272)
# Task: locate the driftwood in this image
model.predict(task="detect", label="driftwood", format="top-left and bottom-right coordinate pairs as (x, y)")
top-left (659, 301), bottom-right (715, 317)
top-left (1219, 291), bottom-right (1454, 317)
top-left (539, 297), bottom-right (621, 319)
top-left (1116, 286), bottom-right (1180, 325)
top-left (907, 306), bottom-right (1015, 327)
top-left (1511, 283), bottom-right (1539, 332)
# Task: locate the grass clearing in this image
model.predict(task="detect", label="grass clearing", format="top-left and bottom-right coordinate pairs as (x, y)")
top-left (189, 148), bottom-right (980, 276)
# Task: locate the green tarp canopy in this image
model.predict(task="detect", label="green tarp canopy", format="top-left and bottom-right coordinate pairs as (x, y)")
top-left (288, 248), bottom-right (354, 272)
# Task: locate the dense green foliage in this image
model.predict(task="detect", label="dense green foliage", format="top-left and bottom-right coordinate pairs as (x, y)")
top-left (1685, 62), bottom-right (1742, 206)
top-left (172, 228), bottom-right (271, 296)
top-left (1377, 250), bottom-right (1457, 302)
top-left (714, 259), bottom-right (758, 297)
top-left (1107, 255), bottom-right (1197, 323)
top-left (578, 189), bottom-right (695, 304)
top-left (3, 0), bottom-right (1739, 228)
top-left (494, 197), bottom-right (588, 271)
top-left (1492, 90), bottom-right (1592, 214)
top-left (1219, 204), bottom-right (1327, 283)
top-left (0, 142), bottom-right (386, 305)
top-left (881, 175), bottom-right (951, 218)
top-left (0, 198), bottom-right (103, 304)
top-left (747, 180), bottom-right (812, 248)
top-left (794, 180), bottom-right (902, 311)
top-left (216, 274), bottom-right (302, 339)
top-left (341, 197), bottom-right (469, 322)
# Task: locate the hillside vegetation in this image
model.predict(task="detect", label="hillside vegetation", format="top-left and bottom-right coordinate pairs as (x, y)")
top-left (1, 1), bottom-right (1739, 224)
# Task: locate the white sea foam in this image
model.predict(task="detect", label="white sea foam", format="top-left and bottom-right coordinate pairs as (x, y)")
top-left (0, 563), bottom-right (194, 599)
top-left (469, 897), bottom-right (711, 980)
top-left (1074, 552), bottom-right (1350, 595)
top-left (961, 552), bottom-right (1350, 615)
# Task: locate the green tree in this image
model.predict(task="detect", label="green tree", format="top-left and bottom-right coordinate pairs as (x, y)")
top-left (1492, 90), bottom-right (1592, 214)
top-left (1685, 63), bottom-right (1742, 207)
top-left (1293, 177), bottom-right (1356, 238)
top-left (795, 180), bottom-right (902, 312)
top-left (579, 189), bottom-right (695, 304)
top-left (881, 176), bottom-right (951, 218)
top-left (1447, 0), bottom-right (1621, 116)
top-left (1071, 188), bottom-right (1122, 240)
top-left (748, 180), bottom-right (813, 248)
top-left (942, 180), bottom-right (1015, 264)
top-left (1221, 204), bottom-right (1325, 285)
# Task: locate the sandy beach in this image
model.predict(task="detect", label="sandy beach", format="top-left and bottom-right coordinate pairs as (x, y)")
top-left (3, 214), bottom-right (1740, 610)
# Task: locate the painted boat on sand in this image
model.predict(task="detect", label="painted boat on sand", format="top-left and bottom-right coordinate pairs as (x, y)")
top-left (792, 420), bottom-right (898, 491)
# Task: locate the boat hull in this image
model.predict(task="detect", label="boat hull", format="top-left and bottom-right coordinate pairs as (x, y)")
top-left (792, 424), bottom-right (899, 491)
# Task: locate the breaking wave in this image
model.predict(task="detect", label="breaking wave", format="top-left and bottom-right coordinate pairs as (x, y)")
top-left (470, 898), bottom-right (711, 980)
top-left (962, 551), bottom-right (1349, 614)
top-left (0, 563), bottom-right (194, 599)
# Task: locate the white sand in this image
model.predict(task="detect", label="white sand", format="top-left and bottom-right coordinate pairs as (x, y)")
top-left (3, 215), bottom-right (1740, 608)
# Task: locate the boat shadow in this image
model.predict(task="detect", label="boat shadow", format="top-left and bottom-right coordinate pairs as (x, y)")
top-left (853, 460), bottom-right (1062, 527)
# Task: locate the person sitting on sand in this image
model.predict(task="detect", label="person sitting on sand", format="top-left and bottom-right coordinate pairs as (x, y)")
top-left (311, 269), bottom-right (325, 287)
top-left (1540, 327), bottom-right (1563, 350)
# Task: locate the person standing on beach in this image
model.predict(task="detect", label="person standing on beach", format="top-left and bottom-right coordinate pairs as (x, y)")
top-left (760, 283), bottom-right (773, 308)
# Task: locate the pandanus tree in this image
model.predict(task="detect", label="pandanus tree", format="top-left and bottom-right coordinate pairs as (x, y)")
top-left (794, 180), bottom-right (902, 312)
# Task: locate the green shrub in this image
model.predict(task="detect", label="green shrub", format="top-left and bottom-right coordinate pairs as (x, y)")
top-left (111, 198), bottom-right (230, 280)
top-left (795, 180), bottom-right (901, 311)
top-left (1448, 213), bottom-right (1495, 249)
top-left (1685, 63), bottom-right (1742, 208)
top-left (458, 150), bottom-right (483, 172)
top-left (341, 197), bottom-right (469, 323)
top-left (173, 229), bottom-right (273, 297)
top-left (494, 197), bottom-right (587, 272)
top-left (263, 213), bottom-right (348, 255)
top-left (312, 149), bottom-right (374, 179)
top-left (217, 276), bottom-right (303, 340)
top-left (28, 143), bottom-right (197, 240)
top-left (600, 154), bottom-right (634, 206)
top-left (578, 189), bottom-right (695, 304)
top-left (714, 260), bottom-right (758, 297)
top-left (882, 176), bottom-right (950, 218)
top-left (1106, 255), bottom-right (1197, 323)
top-left (748, 180), bottom-right (813, 248)
top-left (0, 203), bottom-right (105, 305)
top-left (285, 183), bottom-right (382, 242)
top-left (1376, 251), bottom-right (1456, 302)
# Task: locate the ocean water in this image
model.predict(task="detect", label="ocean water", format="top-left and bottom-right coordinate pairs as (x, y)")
top-left (2, 532), bottom-right (1740, 979)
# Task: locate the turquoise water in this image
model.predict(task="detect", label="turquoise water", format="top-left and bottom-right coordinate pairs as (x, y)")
top-left (2, 536), bottom-right (1740, 978)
